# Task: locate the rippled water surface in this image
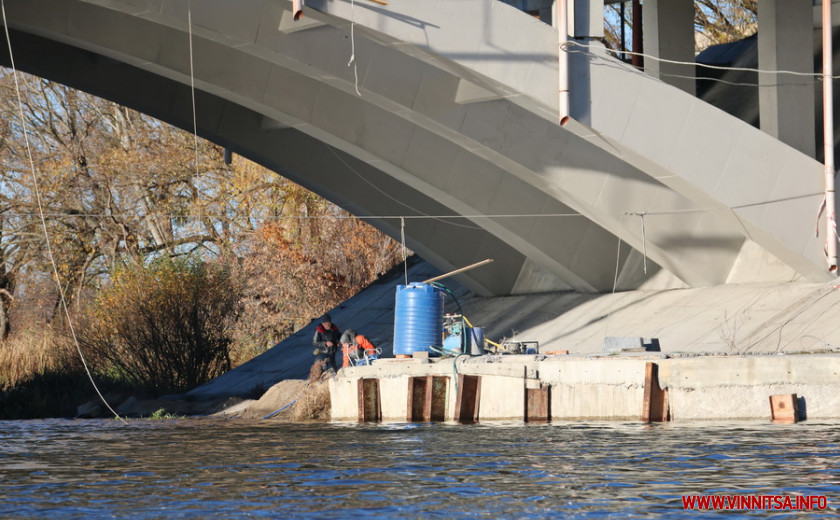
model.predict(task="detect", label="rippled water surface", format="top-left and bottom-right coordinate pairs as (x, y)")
top-left (1, 419), bottom-right (838, 519)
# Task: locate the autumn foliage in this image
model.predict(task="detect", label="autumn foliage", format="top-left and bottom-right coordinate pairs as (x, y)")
top-left (0, 69), bottom-right (403, 401)
top-left (78, 258), bottom-right (240, 393)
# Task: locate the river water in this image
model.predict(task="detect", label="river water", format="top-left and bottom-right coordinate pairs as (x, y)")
top-left (0, 419), bottom-right (838, 519)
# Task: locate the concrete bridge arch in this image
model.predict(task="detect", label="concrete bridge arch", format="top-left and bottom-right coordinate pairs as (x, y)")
top-left (0, 0), bottom-right (832, 296)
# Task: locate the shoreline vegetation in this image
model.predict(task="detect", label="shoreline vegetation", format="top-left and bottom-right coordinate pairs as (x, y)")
top-left (0, 72), bottom-right (401, 420)
top-left (0, 7), bottom-right (761, 420)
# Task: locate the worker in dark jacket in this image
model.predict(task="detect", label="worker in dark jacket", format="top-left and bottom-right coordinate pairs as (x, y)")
top-left (313, 313), bottom-right (341, 371)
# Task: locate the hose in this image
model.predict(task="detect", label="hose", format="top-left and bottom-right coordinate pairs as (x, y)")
top-left (262, 399), bottom-right (297, 420)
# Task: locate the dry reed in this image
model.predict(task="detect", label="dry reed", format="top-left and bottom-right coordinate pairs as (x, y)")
top-left (0, 326), bottom-right (74, 389)
top-left (289, 363), bottom-right (332, 421)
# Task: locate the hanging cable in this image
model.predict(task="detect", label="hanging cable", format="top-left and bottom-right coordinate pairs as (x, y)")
top-left (186, 0), bottom-right (204, 237)
top-left (347, 0), bottom-right (361, 96)
top-left (187, 1), bottom-right (200, 179)
top-left (324, 143), bottom-right (484, 230)
top-left (604, 213), bottom-right (625, 339)
top-left (0, 210), bottom-right (586, 221)
top-left (400, 216), bottom-right (408, 285)
top-left (0, 187), bottom-right (823, 222)
top-left (1, 0), bottom-right (127, 424)
top-left (565, 40), bottom-right (840, 79)
top-left (0, 186), bottom-right (823, 223)
top-left (641, 213), bottom-right (647, 274)
top-left (626, 212), bottom-right (648, 275)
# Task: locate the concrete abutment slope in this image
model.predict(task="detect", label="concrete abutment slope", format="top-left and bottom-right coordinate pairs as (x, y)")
top-left (1, 0), bottom-right (832, 296)
top-left (188, 257), bottom-right (840, 409)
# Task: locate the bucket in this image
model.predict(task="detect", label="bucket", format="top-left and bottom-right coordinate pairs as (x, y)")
top-left (393, 283), bottom-right (444, 356)
top-left (467, 327), bottom-right (485, 355)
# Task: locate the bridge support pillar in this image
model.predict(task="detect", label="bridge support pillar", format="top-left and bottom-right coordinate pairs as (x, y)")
top-left (758, 0), bottom-right (815, 158)
top-left (643, 0), bottom-right (695, 95)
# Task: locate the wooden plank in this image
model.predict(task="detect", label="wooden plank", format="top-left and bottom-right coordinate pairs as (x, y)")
top-left (407, 376), bottom-right (427, 422)
top-left (430, 376), bottom-right (448, 422)
top-left (770, 394), bottom-right (799, 423)
top-left (525, 387), bottom-right (550, 423)
top-left (357, 378), bottom-right (365, 422)
top-left (358, 378), bottom-right (381, 422)
top-left (455, 375), bottom-right (481, 423)
top-left (642, 362), bottom-right (669, 422)
top-left (423, 375), bottom-right (434, 421)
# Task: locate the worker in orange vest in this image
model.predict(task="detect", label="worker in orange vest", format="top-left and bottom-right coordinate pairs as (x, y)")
top-left (340, 329), bottom-right (378, 367)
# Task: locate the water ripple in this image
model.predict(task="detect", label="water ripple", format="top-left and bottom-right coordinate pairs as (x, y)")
top-left (0, 419), bottom-right (838, 518)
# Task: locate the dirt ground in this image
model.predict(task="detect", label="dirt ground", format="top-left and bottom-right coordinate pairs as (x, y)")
top-left (215, 379), bottom-right (309, 419)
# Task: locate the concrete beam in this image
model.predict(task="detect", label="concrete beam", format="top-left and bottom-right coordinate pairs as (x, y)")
top-left (643, 0), bottom-right (695, 95)
top-left (3, 0), bottom-right (834, 291)
top-left (573, 0), bottom-right (604, 38)
top-left (758, 0), bottom-right (816, 158)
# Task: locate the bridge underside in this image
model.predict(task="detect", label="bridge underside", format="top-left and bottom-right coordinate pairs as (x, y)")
top-left (0, 0), bottom-right (832, 296)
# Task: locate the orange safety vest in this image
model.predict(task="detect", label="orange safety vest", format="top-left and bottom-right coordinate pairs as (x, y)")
top-left (341, 335), bottom-right (377, 367)
top-left (356, 335), bottom-right (376, 356)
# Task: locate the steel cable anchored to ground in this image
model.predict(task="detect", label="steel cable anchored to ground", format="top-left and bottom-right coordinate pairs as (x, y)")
top-left (1, 0), bottom-right (127, 424)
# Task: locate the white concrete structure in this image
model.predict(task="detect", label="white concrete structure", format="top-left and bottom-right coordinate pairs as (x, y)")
top-left (330, 353), bottom-right (840, 422)
top-left (1, 0), bottom-right (837, 298)
top-left (6, 1), bottom-right (840, 409)
top-left (758, 0), bottom-right (816, 157)
top-left (189, 257), bottom-right (840, 402)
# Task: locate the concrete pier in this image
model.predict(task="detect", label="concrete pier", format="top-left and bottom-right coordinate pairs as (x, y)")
top-left (330, 353), bottom-right (840, 422)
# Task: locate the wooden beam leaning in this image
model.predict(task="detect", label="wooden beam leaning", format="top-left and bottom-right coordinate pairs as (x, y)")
top-left (525, 387), bottom-right (551, 423)
top-left (358, 378), bottom-right (382, 422)
top-left (427, 376), bottom-right (448, 422)
top-left (769, 394), bottom-right (799, 423)
top-left (407, 376), bottom-right (449, 422)
top-left (454, 375), bottom-right (481, 423)
top-left (642, 362), bottom-right (669, 422)
top-left (407, 376), bottom-right (427, 422)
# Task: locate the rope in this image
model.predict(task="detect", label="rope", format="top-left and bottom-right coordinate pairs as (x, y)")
top-left (626, 212), bottom-right (648, 275)
top-left (640, 212), bottom-right (647, 275)
top-left (187, 1), bottom-right (200, 180)
top-left (186, 0), bottom-right (203, 236)
top-left (1, 0), bottom-right (127, 424)
top-left (347, 0), bottom-right (361, 96)
top-left (324, 143), bottom-right (484, 230)
top-left (604, 213), bottom-right (624, 339)
top-left (566, 40), bottom-right (840, 79)
top-left (400, 216), bottom-right (408, 285)
top-left (0, 210), bottom-right (586, 220)
top-left (0, 188), bottom-right (822, 221)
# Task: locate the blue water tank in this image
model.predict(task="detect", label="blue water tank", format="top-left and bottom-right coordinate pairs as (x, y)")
top-left (393, 283), bottom-right (444, 356)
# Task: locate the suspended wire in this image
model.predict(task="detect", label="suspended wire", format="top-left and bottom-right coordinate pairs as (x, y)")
top-left (564, 45), bottom-right (828, 89)
top-left (659, 71), bottom-right (810, 89)
top-left (187, 2), bottom-right (200, 180)
top-left (604, 213), bottom-right (625, 339)
top-left (347, 0), bottom-right (361, 96)
top-left (186, 0), bottom-right (203, 237)
top-left (400, 216), bottom-right (408, 285)
top-left (565, 40), bottom-right (840, 79)
top-left (0, 211), bottom-right (584, 220)
top-left (323, 143), bottom-right (484, 230)
top-left (0, 189), bottom-right (821, 222)
top-left (1, 0), bottom-right (127, 424)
